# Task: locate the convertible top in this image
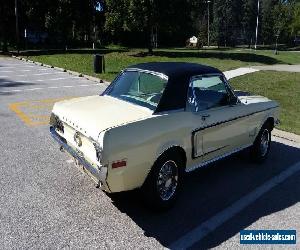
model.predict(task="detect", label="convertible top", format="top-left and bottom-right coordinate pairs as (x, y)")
top-left (127, 62), bottom-right (223, 113)
top-left (128, 62), bottom-right (221, 79)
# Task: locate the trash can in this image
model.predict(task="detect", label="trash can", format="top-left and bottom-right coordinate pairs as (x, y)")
top-left (93, 54), bottom-right (105, 73)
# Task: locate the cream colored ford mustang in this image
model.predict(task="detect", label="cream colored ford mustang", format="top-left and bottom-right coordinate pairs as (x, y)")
top-left (50, 62), bottom-right (279, 210)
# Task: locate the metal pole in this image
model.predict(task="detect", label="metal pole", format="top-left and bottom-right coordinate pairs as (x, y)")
top-left (275, 34), bottom-right (279, 55)
top-left (254, 0), bottom-right (260, 50)
top-left (207, 0), bottom-right (211, 47)
top-left (93, 9), bottom-right (96, 49)
top-left (15, 0), bottom-right (19, 53)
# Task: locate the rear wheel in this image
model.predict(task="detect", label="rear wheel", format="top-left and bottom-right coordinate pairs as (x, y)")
top-left (250, 123), bottom-right (272, 162)
top-left (142, 151), bottom-right (184, 211)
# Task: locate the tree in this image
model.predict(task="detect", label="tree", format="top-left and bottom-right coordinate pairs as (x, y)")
top-left (290, 2), bottom-right (300, 36)
top-left (105, 0), bottom-right (196, 52)
top-left (212, 0), bottom-right (243, 47)
top-left (273, 1), bottom-right (295, 44)
top-left (260, 0), bottom-right (278, 45)
top-left (0, 0), bottom-right (15, 51)
top-left (242, 0), bottom-right (258, 47)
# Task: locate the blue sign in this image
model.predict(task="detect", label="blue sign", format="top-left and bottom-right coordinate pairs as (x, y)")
top-left (240, 230), bottom-right (296, 244)
top-left (95, 1), bottom-right (103, 12)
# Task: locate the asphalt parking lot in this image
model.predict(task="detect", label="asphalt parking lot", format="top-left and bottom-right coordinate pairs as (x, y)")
top-left (0, 57), bottom-right (299, 249)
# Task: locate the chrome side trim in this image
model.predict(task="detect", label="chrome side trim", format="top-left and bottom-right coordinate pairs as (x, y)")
top-left (186, 144), bottom-right (252, 172)
top-left (50, 127), bottom-right (109, 191)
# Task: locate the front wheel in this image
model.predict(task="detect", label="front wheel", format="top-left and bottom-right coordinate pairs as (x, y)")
top-left (141, 152), bottom-right (184, 211)
top-left (250, 125), bottom-right (271, 162)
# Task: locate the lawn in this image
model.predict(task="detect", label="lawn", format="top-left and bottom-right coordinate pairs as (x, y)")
top-left (27, 48), bottom-right (300, 82)
top-left (230, 71), bottom-right (300, 135)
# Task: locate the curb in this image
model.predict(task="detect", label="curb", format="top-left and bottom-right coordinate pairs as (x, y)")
top-left (11, 55), bottom-right (110, 86)
top-left (273, 129), bottom-right (300, 144)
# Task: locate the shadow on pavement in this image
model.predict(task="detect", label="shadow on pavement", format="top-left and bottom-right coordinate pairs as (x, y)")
top-left (0, 78), bottom-right (35, 96)
top-left (15, 48), bottom-right (129, 57)
top-left (109, 141), bottom-right (300, 248)
top-left (132, 50), bottom-right (281, 65)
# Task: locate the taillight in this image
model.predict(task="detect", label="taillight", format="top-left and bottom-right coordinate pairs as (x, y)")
top-left (112, 160), bottom-right (127, 169)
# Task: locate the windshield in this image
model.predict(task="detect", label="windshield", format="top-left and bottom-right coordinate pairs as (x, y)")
top-left (104, 70), bottom-right (168, 110)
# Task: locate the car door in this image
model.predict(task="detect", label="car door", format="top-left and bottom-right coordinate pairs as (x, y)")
top-left (188, 74), bottom-right (250, 163)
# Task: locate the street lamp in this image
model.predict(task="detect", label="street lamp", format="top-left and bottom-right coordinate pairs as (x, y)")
top-left (274, 33), bottom-right (279, 55)
top-left (207, 0), bottom-right (211, 47)
top-left (254, 0), bottom-right (260, 50)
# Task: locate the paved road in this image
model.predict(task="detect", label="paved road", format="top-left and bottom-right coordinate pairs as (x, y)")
top-left (251, 64), bottom-right (300, 73)
top-left (0, 57), bottom-right (299, 249)
top-left (224, 64), bottom-right (300, 80)
top-left (224, 68), bottom-right (259, 79)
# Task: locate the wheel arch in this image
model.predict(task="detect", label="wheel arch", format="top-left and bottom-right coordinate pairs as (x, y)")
top-left (157, 146), bottom-right (187, 168)
top-left (263, 116), bottom-right (275, 130)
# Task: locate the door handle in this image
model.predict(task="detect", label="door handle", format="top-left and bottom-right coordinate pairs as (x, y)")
top-left (201, 114), bottom-right (210, 121)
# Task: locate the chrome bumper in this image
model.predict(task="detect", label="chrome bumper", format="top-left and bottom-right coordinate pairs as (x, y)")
top-left (50, 127), bottom-right (109, 191)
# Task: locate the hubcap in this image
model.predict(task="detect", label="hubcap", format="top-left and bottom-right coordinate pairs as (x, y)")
top-left (157, 160), bottom-right (178, 201)
top-left (260, 129), bottom-right (270, 157)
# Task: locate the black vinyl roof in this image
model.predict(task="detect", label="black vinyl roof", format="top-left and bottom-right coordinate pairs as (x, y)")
top-left (127, 62), bottom-right (224, 113)
top-left (127, 62), bottom-right (221, 79)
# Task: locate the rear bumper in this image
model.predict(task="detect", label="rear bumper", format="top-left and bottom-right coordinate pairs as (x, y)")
top-left (50, 127), bottom-right (110, 191)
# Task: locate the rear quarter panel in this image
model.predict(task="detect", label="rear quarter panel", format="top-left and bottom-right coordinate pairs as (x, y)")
top-left (104, 111), bottom-right (192, 192)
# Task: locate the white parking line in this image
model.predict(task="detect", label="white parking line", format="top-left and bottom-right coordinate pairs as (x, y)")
top-left (34, 72), bottom-right (65, 76)
top-left (0, 71), bottom-right (13, 73)
top-left (15, 72), bottom-right (66, 77)
top-left (0, 83), bottom-right (101, 93)
top-left (15, 71), bottom-right (62, 77)
top-left (1, 76), bottom-right (81, 84)
top-left (36, 77), bottom-right (81, 82)
top-left (169, 160), bottom-right (300, 249)
top-left (0, 65), bottom-right (35, 68)
top-left (0, 76), bottom-right (8, 78)
top-left (49, 77), bottom-right (79, 81)
top-left (0, 64), bottom-right (32, 66)
top-left (18, 80), bottom-right (31, 83)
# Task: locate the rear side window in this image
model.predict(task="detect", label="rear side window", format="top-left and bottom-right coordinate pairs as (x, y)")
top-left (188, 75), bottom-right (231, 112)
top-left (105, 71), bottom-right (167, 110)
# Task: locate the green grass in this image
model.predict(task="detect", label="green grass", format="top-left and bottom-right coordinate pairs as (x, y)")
top-left (27, 48), bottom-right (300, 82)
top-left (230, 71), bottom-right (300, 135)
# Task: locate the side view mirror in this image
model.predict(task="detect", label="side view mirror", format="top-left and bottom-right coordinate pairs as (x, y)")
top-left (229, 96), bottom-right (238, 105)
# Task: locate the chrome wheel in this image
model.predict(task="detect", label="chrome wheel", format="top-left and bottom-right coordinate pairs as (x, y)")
top-left (157, 160), bottom-right (178, 201)
top-left (260, 129), bottom-right (270, 157)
